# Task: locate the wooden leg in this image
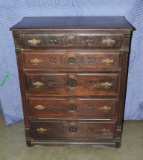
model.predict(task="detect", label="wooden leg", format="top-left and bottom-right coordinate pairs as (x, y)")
top-left (26, 138), bottom-right (33, 147)
top-left (115, 141), bottom-right (121, 148)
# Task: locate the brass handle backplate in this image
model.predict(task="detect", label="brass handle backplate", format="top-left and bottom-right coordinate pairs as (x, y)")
top-left (68, 57), bottom-right (75, 64)
top-left (37, 128), bottom-right (47, 133)
top-left (70, 122), bottom-right (76, 126)
top-left (35, 105), bottom-right (45, 110)
top-left (100, 106), bottom-right (111, 112)
top-left (103, 39), bottom-right (115, 46)
top-left (102, 58), bottom-right (113, 65)
top-left (28, 39), bottom-right (41, 46)
top-left (30, 58), bottom-right (42, 65)
top-left (68, 35), bottom-right (75, 39)
top-left (68, 35), bottom-right (75, 45)
top-left (101, 128), bottom-right (110, 134)
top-left (68, 39), bottom-right (75, 45)
top-left (67, 79), bottom-right (77, 88)
top-left (101, 82), bottom-right (113, 89)
top-left (32, 81), bottom-right (43, 88)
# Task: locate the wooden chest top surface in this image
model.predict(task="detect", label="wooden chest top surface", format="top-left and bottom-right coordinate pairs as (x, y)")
top-left (10, 16), bottom-right (134, 30)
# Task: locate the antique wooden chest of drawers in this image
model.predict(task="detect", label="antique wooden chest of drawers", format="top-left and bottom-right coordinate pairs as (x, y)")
top-left (10, 16), bottom-right (133, 147)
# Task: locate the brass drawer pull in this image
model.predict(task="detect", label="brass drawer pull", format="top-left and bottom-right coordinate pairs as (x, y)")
top-left (69, 74), bottom-right (75, 79)
top-left (68, 39), bottom-right (75, 45)
top-left (101, 128), bottom-right (110, 133)
top-left (70, 99), bottom-right (75, 103)
top-left (28, 39), bottom-right (41, 46)
top-left (102, 58), bottom-right (113, 65)
top-left (100, 106), bottom-right (111, 112)
top-left (32, 81), bottom-right (43, 88)
top-left (68, 35), bottom-right (75, 39)
top-left (68, 35), bottom-right (75, 45)
top-left (103, 39), bottom-right (115, 46)
top-left (67, 79), bottom-right (77, 88)
top-left (35, 105), bottom-right (45, 110)
top-left (68, 104), bottom-right (77, 112)
top-left (37, 128), bottom-right (47, 133)
top-left (68, 57), bottom-right (75, 64)
top-left (101, 82), bottom-right (113, 89)
top-left (30, 58), bottom-right (42, 65)
top-left (70, 122), bottom-right (76, 126)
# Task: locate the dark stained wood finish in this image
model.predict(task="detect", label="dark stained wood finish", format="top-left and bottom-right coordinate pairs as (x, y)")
top-left (27, 97), bottom-right (117, 118)
top-left (10, 16), bottom-right (134, 30)
top-left (10, 16), bottom-right (134, 148)
top-left (23, 50), bottom-right (120, 71)
top-left (30, 120), bottom-right (116, 140)
top-left (26, 73), bottom-right (119, 96)
top-left (21, 33), bottom-right (122, 49)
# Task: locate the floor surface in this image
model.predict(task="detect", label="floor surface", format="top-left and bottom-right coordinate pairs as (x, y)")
top-left (0, 114), bottom-right (143, 160)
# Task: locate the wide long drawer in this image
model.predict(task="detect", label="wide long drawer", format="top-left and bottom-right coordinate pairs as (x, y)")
top-left (30, 120), bottom-right (116, 140)
top-left (21, 33), bottom-right (122, 49)
top-left (27, 97), bottom-right (117, 118)
top-left (23, 50), bottom-right (120, 71)
top-left (25, 73), bottom-right (119, 96)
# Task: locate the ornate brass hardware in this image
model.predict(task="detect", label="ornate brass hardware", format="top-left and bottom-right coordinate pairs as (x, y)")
top-left (35, 105), bottom-right (45, 110)
top-left (28, 39), bottom-right (41, 46)
top-left (68, 57), bottom-right (75, 64)
top-left (100, 106), bottom-right (111, 112)
top-left (68, 35), bottom-right (75, 45)
top-left (32, 81), bottom-right (43, 88)
top-left (69, 52), bottom-right (76, 57)
top-left (67, 79), bottom-right (77, 88)
top-left (30, 58), bottom-right (42, 65)
top-left (69, 74), bottom-right (75, 79)
top-left (68, 35), bottom-right (75, 39)
top-left (37, 128), bottom-right (47, 133)
top-left (103, 39), bottom-right (115, 46)
top-left (101, 82), bottom-right (113, 89)
top-left (102, 58), bottom-right (113, 65)
top-left (68, 39), bottom-right (75, 45)
top-left (101, 128), bottom-right (110, 133)
top-left (68, 104), bottom-right (77, 112)
top-left (70, 122), bottom-right (76, 126)
top-left (70, 99), bottom-right (75, 103)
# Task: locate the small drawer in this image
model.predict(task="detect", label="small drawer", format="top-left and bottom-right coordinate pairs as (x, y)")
top-left (25, 73), bottom-right (119, 96)
top-left (27, 97), bottom-right (117, 118)
top-left (23, 50), bottom-right (120, 71)
top-left (21, 33), bottom-right (122, 49)
top-left (30, 120), bottom-right (116, 140)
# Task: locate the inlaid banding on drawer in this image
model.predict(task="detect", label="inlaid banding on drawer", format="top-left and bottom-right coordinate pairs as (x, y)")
top-left (27, 97), bottom-right (117, 118)
top-left (25, 73), bottom-right (119, 96)
top-left (21, 33), bottom-right (122, 48)
top-left (23, 51), bottom-right (120, 70)
top-left (30, 120), bottom-right (116, 140)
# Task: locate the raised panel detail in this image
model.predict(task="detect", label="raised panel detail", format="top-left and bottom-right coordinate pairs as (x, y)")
top-left (27, 97), bottom-right (117, 118)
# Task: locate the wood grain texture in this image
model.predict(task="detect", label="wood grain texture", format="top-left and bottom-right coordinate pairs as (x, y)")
top-left (30, 120), bottom-right (116, 140)
top-left (11, 16), bottom-right (133, 147)
top-left (27, 97), bottom-right (117, 118)
top-left (23, 50), bottom-right (120, 71)
top-left (25, 73), bottom-right (119, 96)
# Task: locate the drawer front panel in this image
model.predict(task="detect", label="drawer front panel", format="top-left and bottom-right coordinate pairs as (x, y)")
top-left (21, 34), bottom-right (122, 49)
top-left (26, 73), bottom-right (119, 96)
top-left (30, 120), bottom-right (115, 140)
top-left (28, 97), bottom-right (117, 118)
top-left (24, 51), bottom-right (120, 70)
